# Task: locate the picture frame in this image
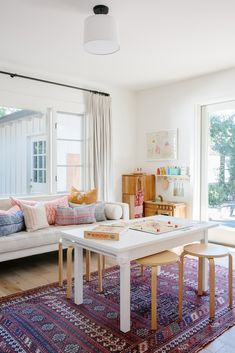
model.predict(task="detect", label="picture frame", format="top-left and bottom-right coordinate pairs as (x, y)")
top-left (146, 129), bottom-right (178, 160)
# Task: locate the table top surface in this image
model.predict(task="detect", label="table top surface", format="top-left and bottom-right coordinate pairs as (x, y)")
top-left (61, 216), bottom-right (217, 254)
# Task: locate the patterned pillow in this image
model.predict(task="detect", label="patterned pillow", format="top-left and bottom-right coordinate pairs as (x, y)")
top-left (0, 205), bottom-right (25, 236)
top-left (55, 205), bottom-right (96, 226)
top-left (10, 196), bottom-right (69, 225)
top-left (21, 203), bottom-right (49, 232)
top-left (69, 202), bottom-right (107, 222)
top-left (69, 187), bottom-right (97, 204)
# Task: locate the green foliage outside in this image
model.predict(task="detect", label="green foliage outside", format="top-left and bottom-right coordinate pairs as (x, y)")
top-left (208, 112), bottom-right (235, 207)
top-left (0, 106), bottom-right (20, 118)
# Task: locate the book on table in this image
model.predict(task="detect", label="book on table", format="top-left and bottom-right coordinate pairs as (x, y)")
top-left (84, 225), bottom-right (127, 241)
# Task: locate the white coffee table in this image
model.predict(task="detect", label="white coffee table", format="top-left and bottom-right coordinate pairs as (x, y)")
top-left (61, 216), bottom-right (217, 333)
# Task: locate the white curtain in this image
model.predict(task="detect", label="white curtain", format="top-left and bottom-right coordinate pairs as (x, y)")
top-left (84, 92), bottom-right (113, 201)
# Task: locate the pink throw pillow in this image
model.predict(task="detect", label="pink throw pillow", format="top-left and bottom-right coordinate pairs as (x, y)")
top-left (0, 205), bottom-right (21, 215)
top-left (43, 197), bottom-right (69, 224)
top-left (10, 197), bottom-right (36, 207)
top-left (10, 196), bottom-right (69, 225)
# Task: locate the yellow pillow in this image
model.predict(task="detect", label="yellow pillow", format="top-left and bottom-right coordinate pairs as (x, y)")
top-left (69, 187), bottom-right (97, 204)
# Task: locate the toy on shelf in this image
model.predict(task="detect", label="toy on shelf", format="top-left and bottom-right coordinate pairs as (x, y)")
top-left (156, 165), bottom-right (190, 180)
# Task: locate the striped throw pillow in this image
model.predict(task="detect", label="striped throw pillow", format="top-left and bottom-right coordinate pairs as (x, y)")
top-left (21, 203), bottom-right (49, 232)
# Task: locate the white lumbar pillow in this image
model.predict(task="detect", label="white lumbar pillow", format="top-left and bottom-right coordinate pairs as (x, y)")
top-left (105, 204), bottom-right (122, 220)
top-left (21, 203), bottom-right (49, 232)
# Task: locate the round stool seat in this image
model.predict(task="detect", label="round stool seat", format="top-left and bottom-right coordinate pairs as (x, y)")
top-left (136, 251), bottom-right (179, 267)
top-left (184, 243), bottom-right (229, 258)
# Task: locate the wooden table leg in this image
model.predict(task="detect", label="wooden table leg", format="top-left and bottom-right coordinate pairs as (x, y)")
top-left (141, 264), bottom-right (144, 276)
top-left (201, 231), bottom-right (209, 292)
top-left (178, 260), bottom-right (183, 320)
top-left (98, 254), bottom-right (103, 292)
top-left (66, 246), bottom-right (74, 299)
top-left (151, 266), bottom-right (157, 330)
top-left (120, 260), bottom-right (131, 332)
top-left (85, 250), bottom-right (91, 282)
top-left (58, 241), bottom-right (63, 287)
top-left (229, 254), bottom-right (233, 308)
top-left (102, 255), bottom-right (105, 274)
top-left (74, 246), bottom-right (83, 305)
top-left (209, 258), bottom-right (215, 319)
top-left (198, 257), bottom-right (203, 296)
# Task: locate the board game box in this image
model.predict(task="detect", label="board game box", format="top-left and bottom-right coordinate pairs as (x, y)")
top-left (84, 225), bottom-right (127, 241)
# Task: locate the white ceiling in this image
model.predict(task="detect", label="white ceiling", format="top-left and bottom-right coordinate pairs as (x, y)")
top-left (1, 0), bottom-right (235, 90)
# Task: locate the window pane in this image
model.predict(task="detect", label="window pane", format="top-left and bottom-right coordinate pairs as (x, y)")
top-left (33, 156), bottom-right (37, 168)
top-left (38, 170), bottom-right (43, 183)
top-left (57, 112), bottom-right (83, 140)
top-left (57, 166), bottom-right (83, 193)
top-left (33, 170), bottom-right (37, 182)
top-left (39, 156), bottom-right (43, 168)
top-left (33, 142), bottom-right (38, 155)
top-left (57, 140), bottom-right (82, 166)
top-left (38, 141), bottom-right (43, 154)
top-left (56, 111), bottom-right (84, 194)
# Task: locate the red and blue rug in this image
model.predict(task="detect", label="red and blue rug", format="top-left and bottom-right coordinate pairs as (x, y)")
top-left (0, 258), bottom-right (234, 353)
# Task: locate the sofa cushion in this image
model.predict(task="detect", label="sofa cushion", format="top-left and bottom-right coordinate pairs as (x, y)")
top-left (0, 225), bottom-right (86, 254)
top-left (21, 203), bottom-right (49, 232)
top-left (11, 196), bottom-right (69, 225)
top-left (105, 204), bottom-right (123, 220)
top-left (55, 205), bottom-right (96, 226)
top-left (94, 203), bottom-right (107, 222)
top-left (69, 187), bottom-right (97, 204)
top-left (69, 202), bottom-right (107, 222)
top-left (0, 206), bottom-right (25, 236)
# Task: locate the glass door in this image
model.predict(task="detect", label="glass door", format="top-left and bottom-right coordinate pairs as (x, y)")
top-left (201, 101), bottom-right (235, 246)
top-left (30, 136), bottom-right (47, 194)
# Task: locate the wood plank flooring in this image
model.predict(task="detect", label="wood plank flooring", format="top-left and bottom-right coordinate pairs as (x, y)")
top-left (0, 251), bottom-right (234, 353)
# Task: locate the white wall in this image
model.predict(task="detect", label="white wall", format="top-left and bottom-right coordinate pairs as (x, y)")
top-left (0, 72), bottom-right (137, 201)
top-left (136, 67), bottom-right (235, 217)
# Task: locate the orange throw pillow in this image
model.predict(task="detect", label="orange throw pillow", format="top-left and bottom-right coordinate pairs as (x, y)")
top-left (69, 187), bottom-right (97, 204)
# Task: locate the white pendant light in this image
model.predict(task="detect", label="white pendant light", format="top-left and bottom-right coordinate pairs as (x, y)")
top-left (84, 5), bottom-right (120, 55)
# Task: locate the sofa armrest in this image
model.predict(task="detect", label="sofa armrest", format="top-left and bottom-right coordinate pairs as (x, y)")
top-left (104, 202), bottom-right (129, 220)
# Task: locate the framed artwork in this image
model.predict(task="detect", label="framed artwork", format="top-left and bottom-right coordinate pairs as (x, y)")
top-left (146, 129), bottom-right (178, 160)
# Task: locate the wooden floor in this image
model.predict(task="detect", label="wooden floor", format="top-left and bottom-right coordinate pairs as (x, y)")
top-left (0, 251), bottom-right (234, 353)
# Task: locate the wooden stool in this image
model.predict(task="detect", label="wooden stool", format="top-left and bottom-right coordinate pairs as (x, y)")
top-left (58, 241), bottom-right (105, 298)
top-left (181, 243), bottom-right (233, 320)
top-left (136, 251), bottom-right (183, 330)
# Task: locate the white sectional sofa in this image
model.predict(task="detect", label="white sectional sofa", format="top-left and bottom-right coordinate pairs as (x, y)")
top-left (0, 195), bottom-right (129, 262)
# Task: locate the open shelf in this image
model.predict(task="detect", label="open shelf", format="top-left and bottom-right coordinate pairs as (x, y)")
top-left (156, 174), bottom-right (190, 180)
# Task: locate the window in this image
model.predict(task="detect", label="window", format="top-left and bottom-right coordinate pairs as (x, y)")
top-left (0, 105), bottom-right (85, 197)
top-left (0, 106), bottom-right (48, 196)
top-left (56, 112), bottom-right (84, 193)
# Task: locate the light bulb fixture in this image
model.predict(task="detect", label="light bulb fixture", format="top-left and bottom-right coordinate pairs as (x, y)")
top-left (83, 5), bottom-right (120, 55)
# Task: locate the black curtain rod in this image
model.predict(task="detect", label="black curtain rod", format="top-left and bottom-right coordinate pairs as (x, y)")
top-left (0, 70), bottom-right (110, 97)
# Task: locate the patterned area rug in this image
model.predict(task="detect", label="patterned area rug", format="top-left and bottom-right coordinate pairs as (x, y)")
top-left (0, 258), bottom-right (235, 353)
